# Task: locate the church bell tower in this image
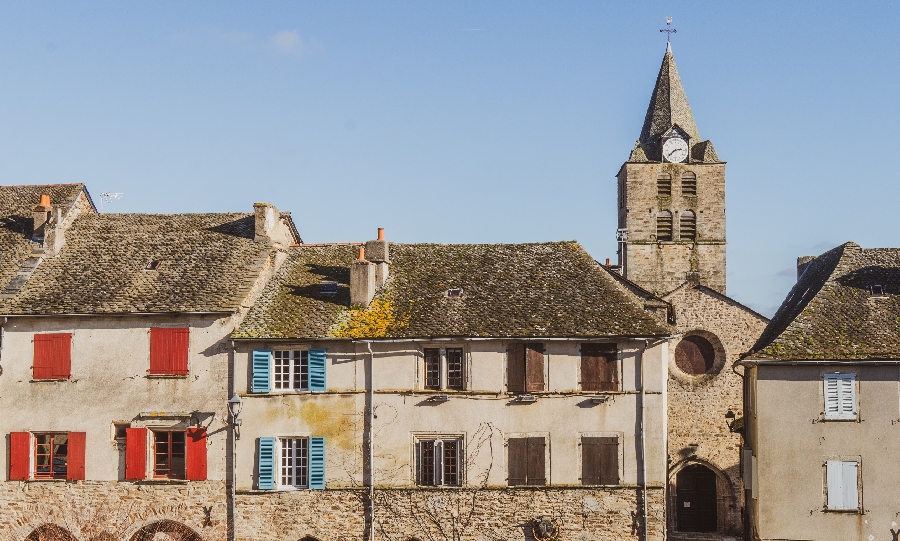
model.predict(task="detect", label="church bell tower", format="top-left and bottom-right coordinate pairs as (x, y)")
top-left (616, 43), bottom-right (726, 296)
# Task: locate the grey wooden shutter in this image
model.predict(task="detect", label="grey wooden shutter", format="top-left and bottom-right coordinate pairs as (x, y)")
top-left (526, 437), bottom-right (546, 485)
top-left (507, 343), bottom-right (526, 393)
top-left (826, 460), bottom-right (859, 510)
top-left (507, 438), bottom-right (528, 486)
top-left (525, 343), bottom-right (545, 392)
top-left (824, 374), bottom-right (856, 420)
top-left (581, 344), bottom-right (617, 392)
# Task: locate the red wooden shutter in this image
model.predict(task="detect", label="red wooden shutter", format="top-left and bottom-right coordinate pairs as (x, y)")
top-left (507, 437), bottom-right (527, 486)
top-left (150, 328), bottom-right (189, 375)
top-left (67, 432), bottom-right (86, 481)
top-left (33, 333), bottom-right (72, 380)
top-left (185, 427), bottom-right (207, 481)
top-left (9, 432), bottom-right (30, 480)
top-left (581, 344), bottom-right (617, 392)
top-left (526, 437), bottom-right (546, 485)
top-left (525, 344), bottom-right (545, 392)
top-left (125, 428), bottom-right (147, 480)
top-left (507, 343), bottom-right (526, 393)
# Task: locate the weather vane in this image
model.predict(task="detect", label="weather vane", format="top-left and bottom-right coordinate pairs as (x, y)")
top-left (660, 16), bottom-right (676, 43)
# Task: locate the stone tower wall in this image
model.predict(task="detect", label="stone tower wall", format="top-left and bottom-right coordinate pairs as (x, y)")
top-left (617, 162), bottom-right (726, 295)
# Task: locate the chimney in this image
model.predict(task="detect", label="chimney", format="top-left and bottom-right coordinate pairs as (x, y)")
top-left (797, 256), bottom-right (816, 280)
top-left (351, 246), bottom-right (376, 307)
top-left (365, 227), bottom-right (390, 287)
top-left (32, 194), bottom-right (52, 242)
top-left (253, 202), bottom-right (281, 244)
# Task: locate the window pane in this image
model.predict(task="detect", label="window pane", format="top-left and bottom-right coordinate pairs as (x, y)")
top-left (280, 438), bottom-right (309, 487)
top-left (443, 440), bottom-right (458, 486)
top-left (420, 440), bottom-right (435, 485)
top-left (447, 349), bottom-right (463, 390)
top-left (274, 350), bottom-right (289, 390)
top-left (424, 349), bottom-right (440, 390)
top-left (154, 431), bottom-right (186, 479)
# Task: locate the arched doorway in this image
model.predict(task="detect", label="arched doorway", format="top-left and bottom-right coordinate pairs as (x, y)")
top-left (676, 464), bottom-right (717, 532)
top-left (25, 525), bottom-right (78, 541)
top-left (129, 520), bottom-right (202, 541)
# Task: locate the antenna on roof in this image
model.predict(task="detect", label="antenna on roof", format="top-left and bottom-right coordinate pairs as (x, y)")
top-left (660, 16), bottom-right (676, 45)
top-left (99, 192), bottom-right (123, 213)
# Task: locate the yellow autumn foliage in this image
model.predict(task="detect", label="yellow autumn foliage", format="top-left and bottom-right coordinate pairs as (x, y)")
top-left (331, 298), bottom-right (409, 339)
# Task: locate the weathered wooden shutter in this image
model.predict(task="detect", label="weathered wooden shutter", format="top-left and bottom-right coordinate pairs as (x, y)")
top-left (582, 437), bottom-right (601, 485)
top-left (257, 437), bottom-right (276, 490)
top-left (185, 427), bottom-right (207, 481)
top-left (827, 460), bottom-right (858, 510)
top-left (34, 333), bottom-right (71, 380)
top-left (581, 344), bottom-right (617, 392)
top-left (507, 437), bottom-right (528, 486)
top-left (525, 437), bottom-right (546, 485)
top-left (598, 437), bottom-right (619, 485)
top-left (308, 348), bottom-right (327, 392)
top-left (309, 436), bottom-right (326, 489)
top-left (525, 344), bottom-right (545, 392)
top-left (824, 374), bottom-right (855, 420)
top-left (67, 432), bottom-right (86, 481)
top-left (507, 343), bottom-right (526, 393)
top-left (9, 432), bottom-right (31, 480)
top-left (251, 350), bottom-right (272, 393)
top-left (125, 427), bottom-right (147, 480)
top-left (150, 328), bottom-right (189, 375)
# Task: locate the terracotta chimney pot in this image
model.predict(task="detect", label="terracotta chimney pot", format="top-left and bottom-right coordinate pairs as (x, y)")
top-left (358, 246), bottom-right (366, 260)
top-left (38, 194), bottom-right (50, 207)
top-left (377, 227), bottom-right (384, 241)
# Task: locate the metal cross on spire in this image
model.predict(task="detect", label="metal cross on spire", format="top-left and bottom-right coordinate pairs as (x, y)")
top-left (660, 16), bottom-right (676, 43)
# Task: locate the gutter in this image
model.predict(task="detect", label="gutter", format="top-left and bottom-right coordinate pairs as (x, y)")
top-left (0, 311), bottom-right (233, 318)
top-left (232, 335), bottom-right (676, 343)
top-left (738, 359), bottom-right (900, 366)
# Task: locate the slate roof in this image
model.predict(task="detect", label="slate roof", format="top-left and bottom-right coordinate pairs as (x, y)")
top-left (0, 184), bottom-right (94, 295)
top-left (233, 241), bottom-right (675, 340)
top-left (746, 242), bottom-right (900, 360)
top-left (629, 44), bottom-right (720, 164)
top-left (0, 213), bottom-right (273, 315)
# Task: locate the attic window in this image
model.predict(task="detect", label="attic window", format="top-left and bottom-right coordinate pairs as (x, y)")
top-left (870, 285), bottom-right (885, 297)
top-left (321, 281), bottom-right (338, 295)
top-left (145, 260), bottom-right (161, 271)
top-left (446, 288), bottom-right (464, 297)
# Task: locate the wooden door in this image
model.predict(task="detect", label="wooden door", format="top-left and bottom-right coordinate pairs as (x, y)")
top-left (676, 465), bottom-right (717, 532)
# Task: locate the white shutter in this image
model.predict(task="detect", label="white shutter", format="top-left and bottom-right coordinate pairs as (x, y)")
top-left (827, 460), bottom-right (859, 510)
top-left (824, 374), bottom-right (856, 420)
top-left (434, 441), bottom-right (443, 486)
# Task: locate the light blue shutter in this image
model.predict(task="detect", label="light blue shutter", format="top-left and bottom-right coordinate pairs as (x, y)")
top-left (251, 349), bottom-right (272, 393)
top-left (826, 461), bottom-right (842, 509)
top-left (308, 348), bottom-right (327, 392)
top-left (841, 461), bottom-right (859, 510)
top-left (257, 437), bottom-right (276, 490)
top-left (309, 436), bottom-right (326, 489)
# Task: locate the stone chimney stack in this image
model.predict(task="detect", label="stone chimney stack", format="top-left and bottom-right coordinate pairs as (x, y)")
top-left (32, 194), bottom-right (52, 242)
top-left (365, 227), bottom-right (390, 288)
top-left (351, 246), bottom-right (376, 307)
top-left (253, 203), bottom-right (278, 243)
top-left (797, 256), bottom-right (816, 280)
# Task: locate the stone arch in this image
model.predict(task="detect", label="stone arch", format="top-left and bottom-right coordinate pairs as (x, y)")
top-left (128, 520), bottom-right (202, 541)
top-left (24, 525), bottom-right (78, 541)
top-left (300, 537), bottom-right (322, 541)
top-left (667, 459), bottom-right (739, 535)
top-left (669, 329), bottom-right (727, 383)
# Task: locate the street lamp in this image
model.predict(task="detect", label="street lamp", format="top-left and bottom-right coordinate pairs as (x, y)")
top-left (227, 393), bottom-right (243, 439)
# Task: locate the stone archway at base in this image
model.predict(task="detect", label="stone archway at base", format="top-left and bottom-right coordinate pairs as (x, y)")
top-left (25, 525), bottom-right (78, 541)
top-left (128, 520), bottom-right (202, 541)
top-left (676, 464), bottom-right (717, 532)
top-left (667, 459), bottom-right (739, 535)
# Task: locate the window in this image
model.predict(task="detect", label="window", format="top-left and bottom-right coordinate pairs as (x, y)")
top-left (144, 260), bottom-right (161, 271)
top-left (657, 173), bottom-right (672, 197)
top-left (826, 461), bottom-right (859, 511)
top-left (320, 281), bottom-right (338, 295)
top-left (33, 333), bottom-right (72, 380)
top-left (680, 211), bottom-right (696, 241)
top-left (507, 343), bottom-right (544, 393)
top-left (675, 335), bottom-right (716, 375)
top-left (274, 350), bottom-right (309, 390)
top-left (582, 436), bottom-right (619, 485)
top-left (824, 374), bottom-right (856, 420)
top-left (417, 438), bottom-right (461, 486)
top-left (280, 438), bottom-right (309, 488)
top-left (153, 431), bottom-right (186, 479)
top-left (508, 437), bottom-right (546, 486)
top-left (34, 433), bottom-right (68, 479)
top-left (656, 211), bottom-right (673, 241)
top-left (581, 344), bottom-right (618, 391)
top-left (681, 172), bottom-right (697, 195)
top-left (423, 347), bottom-right (465, 391)
top-left (149, 328), bottom-right (189, 375)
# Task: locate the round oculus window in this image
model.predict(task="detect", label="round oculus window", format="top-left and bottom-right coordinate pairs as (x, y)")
top-left (675, 335), bottom-right (716, 375)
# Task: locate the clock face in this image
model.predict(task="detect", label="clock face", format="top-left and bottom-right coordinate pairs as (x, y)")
top-left (662, 137), bottom-right (689, 163)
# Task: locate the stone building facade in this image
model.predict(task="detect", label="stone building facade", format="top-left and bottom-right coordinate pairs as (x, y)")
top-left (614, 46), bottom-right (769, 537)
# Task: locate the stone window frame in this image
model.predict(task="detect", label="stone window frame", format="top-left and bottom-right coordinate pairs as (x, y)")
top-left (577, 431), bottom-right (624, 486)
top-left (417, 344), bottom-right (469, 392)
top-left (504, 431), bottom-right (550, 486)
top-left (669, 330), bottom-right (727, 384)
top-left (410, 432), bottom-right (466, 487)
top-left (822, 455), bottom-right (863, 513)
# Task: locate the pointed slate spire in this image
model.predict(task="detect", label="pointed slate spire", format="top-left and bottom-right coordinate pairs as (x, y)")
top-left (637, 44), bottom-right (701, 160)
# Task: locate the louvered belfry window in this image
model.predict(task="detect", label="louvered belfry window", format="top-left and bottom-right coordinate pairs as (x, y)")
top-left (680, 211), bottom-right (696, 241)
top-left (681, 171), bottom-right (697, 195)
top-left (656, 211), bottom-right (673, 241)
top-left (824, 374), bottom-right (856, 420)
top-left (657, 173), bottom-right (672, 196)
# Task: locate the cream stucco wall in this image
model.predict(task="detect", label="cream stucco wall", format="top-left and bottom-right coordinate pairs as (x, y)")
top-left (233, 338), bottom-right (670, 491)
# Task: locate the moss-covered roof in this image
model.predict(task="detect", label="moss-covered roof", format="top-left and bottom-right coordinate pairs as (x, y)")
top-left (232, 241), bottom-right (675, 340)
top-left (746, 242), bottom-right (900, 360)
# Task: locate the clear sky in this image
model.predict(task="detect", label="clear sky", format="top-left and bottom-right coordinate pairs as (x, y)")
top-left (0, 2), bottom-right (897, 316)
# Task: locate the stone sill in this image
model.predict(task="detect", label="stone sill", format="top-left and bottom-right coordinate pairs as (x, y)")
top-left (236, 484), bottom-right (665, 494)
top-left (134, 479), bottom-right (191, 485)
top-left (146, 374), bottom-right (189, 379)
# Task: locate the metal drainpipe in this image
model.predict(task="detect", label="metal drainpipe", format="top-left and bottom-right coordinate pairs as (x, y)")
top-left (228, 340), bottom-right (237, 541)
top-left (638, 338), bottom-right (649, 541)
top-left (365, 341), bottom-right (375, 541)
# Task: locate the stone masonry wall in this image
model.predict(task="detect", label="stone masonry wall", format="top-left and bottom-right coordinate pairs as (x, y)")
top-left (0, 481), bottom-right (225, 541)
top-left (663, 284), bottom-right (769, 535)
top-left (236, 487), bottom-right (665, 541)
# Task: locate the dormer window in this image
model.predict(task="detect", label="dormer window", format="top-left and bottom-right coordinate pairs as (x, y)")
top-left (681, 172), bottom-right (697, 195)
top-left (870, 285), bottom-right (885, 297)
top-left (145, 260), bottom-right (161, 271)
top-left (321, 281), bottom-right (338, 295)
top-left (446, 288), bottom-right (463, 297)
top-left (657, 211), bottom-right (673, 241)
top-left (657, 174), bottom-right (672, 197)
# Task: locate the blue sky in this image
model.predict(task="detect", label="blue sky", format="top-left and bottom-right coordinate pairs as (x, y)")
top-left (0, 2), bottom-right (897, 316)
